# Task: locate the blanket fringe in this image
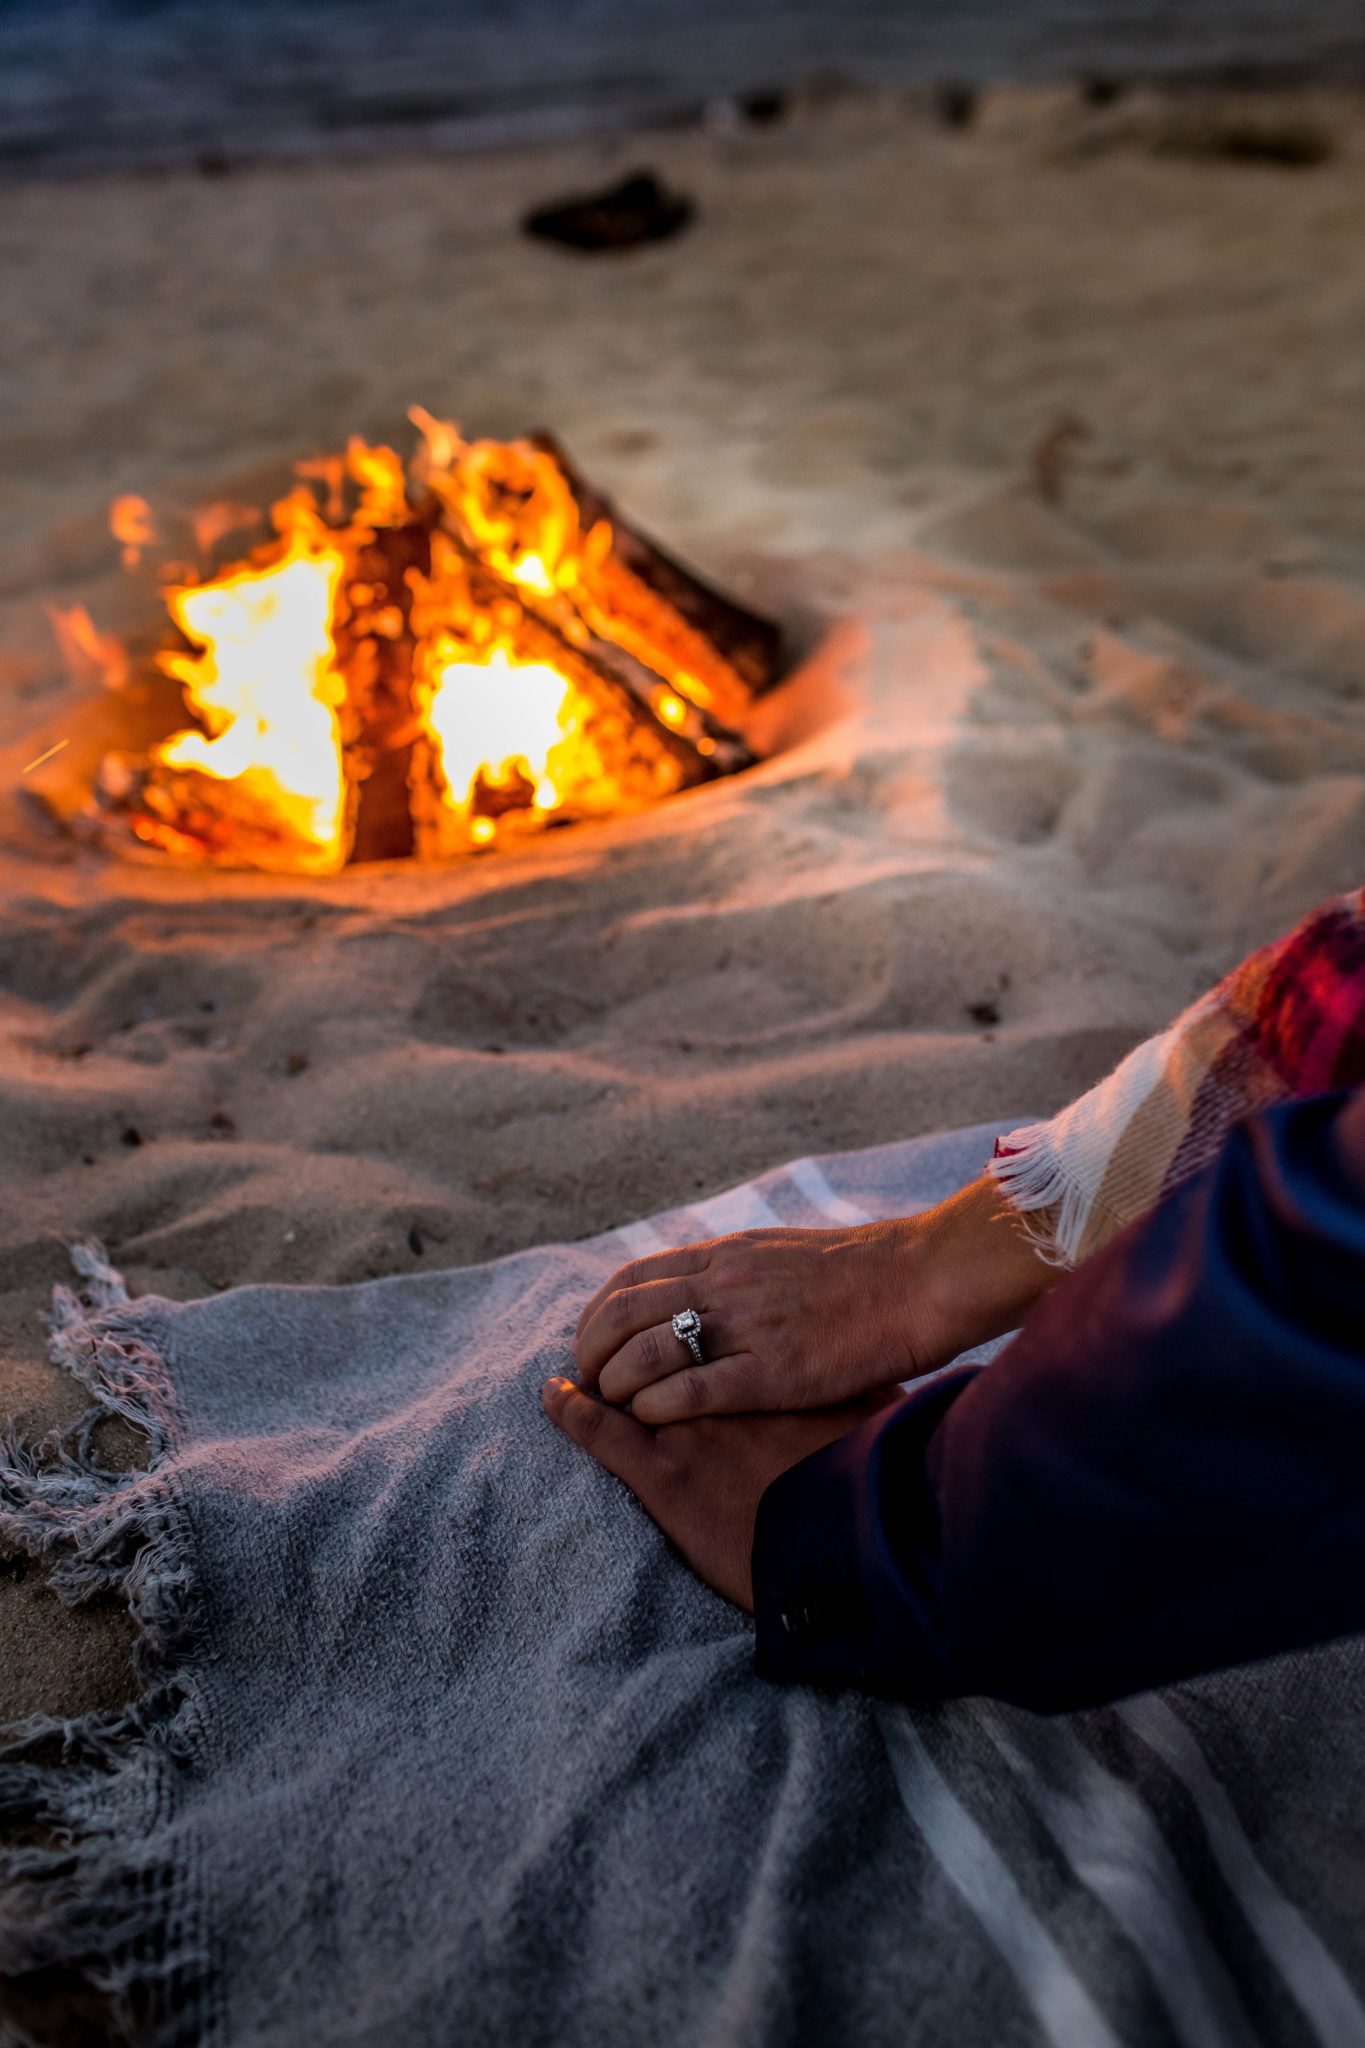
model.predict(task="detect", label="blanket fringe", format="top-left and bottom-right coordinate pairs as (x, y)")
top-left (0, 1243), bottom-right (209, 2048)
top-left (986, 1122), bottom-right (1086, 1268)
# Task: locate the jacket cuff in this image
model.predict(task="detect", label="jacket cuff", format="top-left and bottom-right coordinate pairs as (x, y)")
top-left (751, 1366), bottom-right (981, 1697)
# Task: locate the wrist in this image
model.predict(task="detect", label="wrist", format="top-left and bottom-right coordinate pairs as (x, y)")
top-left (903, 1174), bottom-right (1060, 1370)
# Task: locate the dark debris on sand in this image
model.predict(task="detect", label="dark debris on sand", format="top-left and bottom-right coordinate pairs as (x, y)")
top-left (522, 169), bottom-right (695, 254)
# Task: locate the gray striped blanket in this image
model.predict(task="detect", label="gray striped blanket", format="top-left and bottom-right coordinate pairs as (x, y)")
top-left (3, 1122), bottom-right (1363, 2048)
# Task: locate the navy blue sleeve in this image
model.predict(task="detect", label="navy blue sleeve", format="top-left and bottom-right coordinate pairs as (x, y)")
top-left (752, 1088), bottom-right (1365, 1713)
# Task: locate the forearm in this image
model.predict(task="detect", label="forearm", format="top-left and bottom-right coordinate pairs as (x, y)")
top-left (755, 1087), bottom-right (1365, 1711)
top-left (906, 1170), bottom-right (1064, 1362)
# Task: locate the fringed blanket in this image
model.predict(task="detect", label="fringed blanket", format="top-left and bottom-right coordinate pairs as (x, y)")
top-left (4, 1123), bottom-right (1364, 2048)
top-left (991, 887), bottom-right (1365, 1266)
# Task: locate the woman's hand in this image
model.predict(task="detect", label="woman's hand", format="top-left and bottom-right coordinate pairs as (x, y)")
top-left (574, 1172), bottom-right (1059, 1423)
top-left (542, 1377), bottom-right (897, 1610)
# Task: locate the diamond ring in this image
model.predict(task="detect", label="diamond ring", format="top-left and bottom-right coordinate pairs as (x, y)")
top-left (671, 1307), bottom-right (705, 1367)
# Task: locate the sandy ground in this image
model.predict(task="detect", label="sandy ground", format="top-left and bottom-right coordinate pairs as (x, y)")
top-left (1, 83), bottom-right (1364, 1725)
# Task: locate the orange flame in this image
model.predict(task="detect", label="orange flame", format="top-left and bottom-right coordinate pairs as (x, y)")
top-left (190, 500), bottom-right (260, 562)
top-left (110, 494), bottom-right (156, 571)
top-left (49, 603), bottom-right (133, 694)
top-left (76, 418), bottom-right (746, 871)
top-left (435, 437), bottom-right (581, 596)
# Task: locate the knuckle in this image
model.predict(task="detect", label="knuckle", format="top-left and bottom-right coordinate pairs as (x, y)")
top-left (636, 1324), bottom-right (663, 1372)
top-left (715, 1235), bottom-right (762, 1280)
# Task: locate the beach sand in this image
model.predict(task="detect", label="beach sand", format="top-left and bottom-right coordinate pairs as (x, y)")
top-left (2, 83), bottom-right (1364, 1722)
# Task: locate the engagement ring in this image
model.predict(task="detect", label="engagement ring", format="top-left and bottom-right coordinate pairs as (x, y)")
top-left (671, 1308), bottom-right (705, 1367)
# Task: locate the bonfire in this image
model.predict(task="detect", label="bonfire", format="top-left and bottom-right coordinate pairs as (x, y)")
top-left (57, 410), bottom-right (780, 873)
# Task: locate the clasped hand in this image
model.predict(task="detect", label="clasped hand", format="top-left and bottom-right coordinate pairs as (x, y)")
top-left (544, 1175), bottom-right (1056, 1609)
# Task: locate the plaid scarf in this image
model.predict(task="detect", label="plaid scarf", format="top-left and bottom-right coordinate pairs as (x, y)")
top-left (989, 887), bottom-right (1365, 1266)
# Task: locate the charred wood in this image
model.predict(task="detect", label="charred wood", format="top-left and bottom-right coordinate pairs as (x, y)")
top-left (530, 433), bottom-right (782, 714)
top-left (336, 515), bottom-right (433, 862)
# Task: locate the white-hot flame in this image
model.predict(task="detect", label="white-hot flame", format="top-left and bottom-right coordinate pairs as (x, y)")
top-left (425, 646), bottom-right (578, 817)
top-left (156, 542), bottom-right (347, 866)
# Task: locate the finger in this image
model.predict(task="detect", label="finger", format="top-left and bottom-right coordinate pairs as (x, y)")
top-left (576, 1276), bottom-right (705, 1386)
top-left (542, 1377), bottom-right (658, 1491)
top-left (574, 1244), bottom-right (710, 1344)
top-left (629, 1354), bottom-right (772, 1426)
top-left (597, 1316), bottom-right (733, 1407)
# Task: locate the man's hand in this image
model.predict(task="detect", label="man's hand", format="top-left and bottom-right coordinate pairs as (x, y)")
top-left (542, 1376), bottom-right (894, 1610)
top-left (574, 1173), bottom-right (1059, 1424)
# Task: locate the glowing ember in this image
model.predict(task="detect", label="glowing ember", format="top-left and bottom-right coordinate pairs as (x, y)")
top-left (57, 413), bottom-right (779, 871)
top-left (110, 494), bottom-right (156, 572)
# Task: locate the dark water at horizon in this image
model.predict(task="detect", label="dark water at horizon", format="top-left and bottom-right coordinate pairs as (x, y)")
top-left (3, 0), bottom-right (1364, 178)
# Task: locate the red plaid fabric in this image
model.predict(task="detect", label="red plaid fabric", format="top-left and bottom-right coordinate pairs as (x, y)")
top-left (990, 887), bottom-right (1365, 1266)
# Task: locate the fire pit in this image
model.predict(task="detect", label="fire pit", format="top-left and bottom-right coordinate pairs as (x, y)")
top-left (59, 411), bottom-right (780, 873)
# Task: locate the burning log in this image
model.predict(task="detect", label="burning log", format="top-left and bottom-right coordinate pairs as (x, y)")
top-left (529, 434), bottom-right (781, 719)
top-left (64, 414), bottom-right (782, 873)
top-left (336, 514), bottom-right (433, 863)
top-left (403, 534), bottom-right (725, 861)
top-left (430, 521), bottom-right (756, 775)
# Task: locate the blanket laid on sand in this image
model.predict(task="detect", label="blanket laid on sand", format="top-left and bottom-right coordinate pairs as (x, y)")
top-left (3, 1121), bottom-right (1365, 2048)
